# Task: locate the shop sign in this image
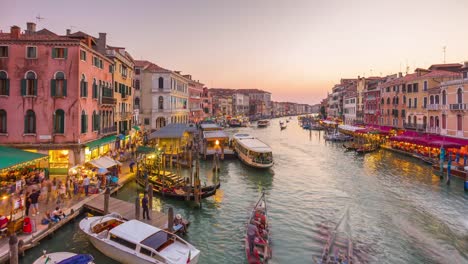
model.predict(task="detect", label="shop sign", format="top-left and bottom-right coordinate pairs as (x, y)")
top-left (39, 135), bottom-right (52, 140)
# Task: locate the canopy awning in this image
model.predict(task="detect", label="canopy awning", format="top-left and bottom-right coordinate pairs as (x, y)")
top-left (85, 135), bottom-right (118, 150)
top-left (148, 124), bottom-right (197, 140)
top-left (203, 130), bottom-right (229, 140)
top-left (338, 125), bottom-right (363, 132)
top-left (137, 146), bottom-right (155, 154)
top-left (132, 126), bottom-right (141, 131)
top-left (0, 146), bottom-right (48, 171)
top-left (88, 156), bottom-right (121, 169)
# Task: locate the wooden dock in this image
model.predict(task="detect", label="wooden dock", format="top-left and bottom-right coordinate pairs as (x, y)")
top-left (84, 194), bottom-right (168, 229)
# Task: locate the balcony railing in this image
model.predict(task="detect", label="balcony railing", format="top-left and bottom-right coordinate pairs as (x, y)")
top-left (427, 104), bottom-right (440, 111)
top-left (404, 123), bottom-right (426, 130)
top-left (99, 126), bottom-right (117, 135)
top-left (449, 103), bottom-right (467, 111)
top-left (426, 127), bottom-right (440, 134)
top-left (101, 96), bottom-right (117, 105)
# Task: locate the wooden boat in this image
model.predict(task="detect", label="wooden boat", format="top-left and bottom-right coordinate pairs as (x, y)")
top-left (232, 134), bottom-right (274, 168)
top-left (257, 120), bottom-right (270, 128)
top-left (245, 193), bottom-right (271, 264)
top-left (356, 144), bottom-right (378, 154)
top-left (33, 252), bottom-right (94, 264)
top-left (136, 176), bottom-right (219, 201)
top-left (79, 214), bottom-right (200, 264)
top-left (343, 143), bottom-right (358, 151)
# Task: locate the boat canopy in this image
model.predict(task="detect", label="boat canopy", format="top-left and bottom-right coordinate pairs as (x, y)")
top-left (203, 130), bottom-right (229, 139)
top-left (109, 220), bottom-right (162, 244)
top-left (200, 124), bottom-right (222, 130)
top-left (88, 156), bottom-right (121, 169)
top-left (234, 134), bottom-right (272, 153)
top-left (338, 125), bottom-right (363, 132)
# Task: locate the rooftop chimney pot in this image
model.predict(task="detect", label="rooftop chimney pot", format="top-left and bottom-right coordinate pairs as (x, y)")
top-left (66, 29), bottom-right (71, 35)
top-left (10, 26), bottom-right (21, 39)
top-left (26, 22), bottom-right (36, 34)
top-left (97, 33), bottom-right (107, 53)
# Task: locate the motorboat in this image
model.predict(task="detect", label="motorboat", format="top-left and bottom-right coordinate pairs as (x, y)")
top-left (324, 133), bottom-right (352, 142)
top-left (232, 134), bottom-right (273, 168)
top-left (79, 213), bottom-right (200, 264)
top-left (33, 251), bottom-right (94, 264)
top-left (229, 118), bottom-right (242, 127)
top-left (257, 120), bottom-right (270, 128)
top-left (245, 193), bottom-right (271, 264)
top-left (279, 121), bottom-right (287, 130)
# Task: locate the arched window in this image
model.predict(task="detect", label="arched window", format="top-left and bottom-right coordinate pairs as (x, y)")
top-left (435, 95), bottom-right (439, 104)
top-left (134, 97), bottom-right (140, 108)
top-left (435, 116), bottom-right (440, 128)
top-left (457, 88), bottom-right (463, 104)
top-left (80, 74), bottom-right (88, 97)
top-left (403, 95), bottom-right (406, 104)
top-left (51, 71), bottom-right (67, 97)
top-left (381, 98), bottom-right (384, 104)
top-left (92, 110), bottom-right (99, 131)
top-left (81, 110), bottom-right (88, 133)
top-left (430, 116), bottom-right (434, 128)
top-left (457, 114), bottom-right (463, 131)
top-left (430, 95), bottom-right (434, 105)
top-left (24, 110), bottom-right (36, 133)
top-left (53, 109), bottom-right (65, 134)
top-left (387, 98), bottom-right (390, 104)
top-left (0, 71), bottom-right (9, 96)
top-left (442, 114), bottom-right (446, 129)
top-left (158, 77), bottom-right (164, 89)
top-left (407, 116), bottom-right (411, 124)
top-left (0, 109), bottom-right (6, 133)
top-left (442, 90), bottom-right (447, 105)
top-left (413, 116), bottom-right (417, 125)
top-left (22, 71), bottom-right (37, 96)
top-left (158, 96), bottom-right (164, 110)
top-left (92, 79), bottom-right (98, 99)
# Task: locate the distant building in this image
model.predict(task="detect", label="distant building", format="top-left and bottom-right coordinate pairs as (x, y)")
top-left (184, 75), bottom-right (204, 123)
top-left (201, 88), bottom-right (212, 117)
top-left (232, 93), bottom-right (250, 116)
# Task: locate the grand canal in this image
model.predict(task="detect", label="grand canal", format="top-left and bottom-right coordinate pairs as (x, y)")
top-left (21, 118), bottom-right (468, 264)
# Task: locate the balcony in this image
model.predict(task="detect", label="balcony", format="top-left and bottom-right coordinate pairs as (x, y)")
top-left (427, 104), bottom-right (439, 111)
top-left (450, 103), bottom-right (467, 111)
top-left (426, 127), bottom-right (440, 134)
top-left (118, 112), bottom-right (133, 119)
top-left (121, 93), bottom-right (128, 100)
top-left (99, 126), bottom-right (117, 135)
top-left (404, 122), bottom-right (426, 131)
top-left (101, 96), bottom-right (117, 105)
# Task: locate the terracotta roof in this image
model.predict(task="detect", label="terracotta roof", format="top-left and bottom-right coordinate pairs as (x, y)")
top-left (134, 60), bottom-right (171, 73)
top-left (0, 28), bottom-right (77, 41)
top-left (67, 31), bottom-right (96, 39)
top-left (413, 70), bottom-right (460, 80)
top-left (428, 63), bottom-right (462, 70)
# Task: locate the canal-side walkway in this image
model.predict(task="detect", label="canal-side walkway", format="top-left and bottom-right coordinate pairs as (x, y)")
top-left (0, 161), bottom-right (135, 262)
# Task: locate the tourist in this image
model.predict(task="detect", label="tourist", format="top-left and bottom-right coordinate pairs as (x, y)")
top-left (41, 211), bottom-right (55, 225)
top-left (72, 177), bottom-right (79, 196)
top-left (25, 191), bottom-right (31, 216)
top-left (83, 175), bottom-right (90, 196)
top-left (46, 179), bottom-right (52, 203)
top-left (58, 181), bottom-right (66, 201)
top-left (174, 214), bottom-right (187, 234)
top-left (129, 160), bottom-right (135, 173)
top-left (29, 189), bottom-right (41, 216)
top-left (141, 193), bottom-right (150, 220)
top-left (247, 222), bottom-right (261, 255)
top-left (52, 177), bottom-right (57, 199)
top-left (52, 206), bottom-right (66, 222)
top-left (66, 177), bottom-right (72, 198)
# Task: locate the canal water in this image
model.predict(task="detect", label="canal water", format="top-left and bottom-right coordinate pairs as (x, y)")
top-left (21, 118), bottom-right (468, 264)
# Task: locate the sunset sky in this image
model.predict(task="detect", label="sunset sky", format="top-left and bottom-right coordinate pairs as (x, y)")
top-left (2, 0), bottom-right (468, 104)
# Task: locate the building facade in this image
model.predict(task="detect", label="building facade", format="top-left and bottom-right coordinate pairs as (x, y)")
top-left (185, 75), bottom-right (204, 123)
top-left (232, 93), bottom-right (250, 116)
top-left (135, 60), bottom-right (189, 131)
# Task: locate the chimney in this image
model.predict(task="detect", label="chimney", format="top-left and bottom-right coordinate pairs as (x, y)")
top-left (174, 71), bottom-right (181, 74)
top-left (10, 26), bottom-right (20, 39)
top-left (26, 22), bottom-right (36, 34)
top-left (97, 32), bottom-right (106, 53)
top-left (86, 36), bottom-right (92, 47)
top-left (66, 29), bottom-right (71, 35)
top-left (398, 72), bottom-right (403, 78)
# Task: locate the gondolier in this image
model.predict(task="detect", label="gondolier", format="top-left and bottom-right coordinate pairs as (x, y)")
top-left (247, 222), bottom-right (260, 254)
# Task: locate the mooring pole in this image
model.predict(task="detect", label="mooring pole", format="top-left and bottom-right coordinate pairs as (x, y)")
top-left (104, 187), bottom-right (110, 215)
top-left (9, 234), bottom-right (18, 264)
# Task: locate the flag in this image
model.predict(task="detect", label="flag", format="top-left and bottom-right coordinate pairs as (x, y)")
top-left (186, 250), bottom-right (191, 264)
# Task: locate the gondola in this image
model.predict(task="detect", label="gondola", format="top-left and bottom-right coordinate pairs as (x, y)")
top-left (136, 176), bottom-right (219, 201)
top-left (343, 143), bottom-right (358, 151)
top-left (355, 144), bottom-right (378, 154)
top-left (245, 193), bottom-right (271, 264)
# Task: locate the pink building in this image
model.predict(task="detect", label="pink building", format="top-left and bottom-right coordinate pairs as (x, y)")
top-left (0, 23), bottom-right (115, 174)
top-left (201, 88), bottom-right (212, 117)
top-left (184, 75), bottom-right (204, 123)
top-left (363, 77), bottom-right (383, 125)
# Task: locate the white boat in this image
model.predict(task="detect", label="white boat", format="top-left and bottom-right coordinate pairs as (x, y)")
top-left (257, 120), bottom-right (270, 128)
top-left (280, 121), bottom-right (287, 130)
top-left (79, 213), bottom-right (200, 264)
top-left (33, 251), bottom-right (94, 264)
top-left (232, 134), bottom-right (273, 168)
top-left (324, 132), bottom-right (352, 142)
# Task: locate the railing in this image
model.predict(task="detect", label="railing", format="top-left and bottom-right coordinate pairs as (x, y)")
top-left (449, 103), bottom-right (467, 110)
top-left (99, 126), bottom-right (117, 135)
top-left (426, 127), bottom-right (440, 134)
top-left (403, 122), bottom-right (417, 130)
top-left (457, 130), bottom-right (464, 137)
top-left (101, 96), bottom-right (116, 105)
top-left (427, 104), bottom-right (439, 111)
top-left (119, 112), bottom-right (133, 119)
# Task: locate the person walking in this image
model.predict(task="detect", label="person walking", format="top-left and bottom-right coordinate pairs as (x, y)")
top-left (29, 189), bottom-right (41, 216)
top-left (83, 175), bottom-right (90, 196)
top-left (72, 177), bottom-right (78, 196)
top-left (25, 191), bottom-right (31, 216)
top-left (141, 193), bottom-right (150, 220)
top-left (129, 160), bottom-right (135, 173)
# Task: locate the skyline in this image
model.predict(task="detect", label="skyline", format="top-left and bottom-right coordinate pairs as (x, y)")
top-left (2, 0), bottom-right (468, 104)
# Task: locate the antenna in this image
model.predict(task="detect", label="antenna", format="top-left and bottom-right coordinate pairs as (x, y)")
top-left (35, 14), bottom-right (45, 24)
top-left (443, 46), bottom-right (446, 63)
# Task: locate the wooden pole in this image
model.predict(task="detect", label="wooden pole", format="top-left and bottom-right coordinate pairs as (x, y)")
top-left (168, 207), bottom-right (174, 233)
top-left (148, 183), bottom-right (153, 211)
top-left (104, 187), bottom-right (110, 215)
top-left (221, 141), bottom-right (225, 160)
top-left (9, 234), bottom-right (18, 264)
top-left (135, 196), bottom-right (140, 220)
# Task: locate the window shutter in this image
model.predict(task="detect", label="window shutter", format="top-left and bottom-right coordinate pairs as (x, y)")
top-left (92, 114), bottom-right (95, 131)
top-left (33, 79), bottom-right (38, 95)
top-left (129, 87), bottom-right (131, 96)
top-left (51, 79), bottom-right (56, 97)
top-left (84, 82), bottom-right (88, 97)
top-left (85, 114), bottom-right (88, 132)
top-left (63, 80), bottom-right (67, 97)
top-left (5, 79), bottom-right (9, 96)
top-left (64, 48), bottom-right (68, 59)
top-left (52, 48), bottom-right (56, 58)
top-left (21, 79), bottom-right (26, 96)
top-left (60, 113), bottom-right (64, 133)
top-left (24, 114), bottom-right (27, 133)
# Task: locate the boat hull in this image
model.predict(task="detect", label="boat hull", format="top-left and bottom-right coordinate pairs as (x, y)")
top-left (136, 177), bottom-right (219, 200)
top-left (236, 151), bottom-right (273, 169)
